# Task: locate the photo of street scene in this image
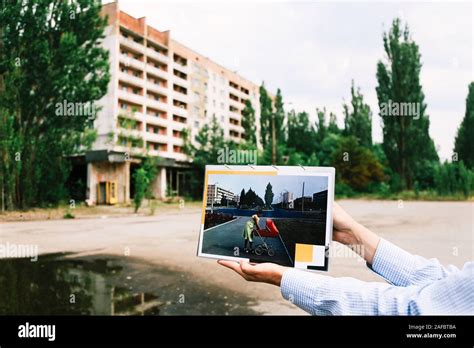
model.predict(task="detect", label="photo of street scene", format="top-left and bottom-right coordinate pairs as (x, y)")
top-left (200, 172), bottom-right (330, 267)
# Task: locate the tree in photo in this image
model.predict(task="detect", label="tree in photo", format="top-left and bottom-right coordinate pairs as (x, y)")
top-left (376, 18), bottom-right (438, 190)
top-left (0, 0), bottom-right (110, 209)
top-left (453, 82), bottom-right (474, 169)
top-left (220, 196), bottom-right (228, 207)
top-left (264, 182), bottom-right (274, 209)
top-left (239, 188), bottom-right (246, 208)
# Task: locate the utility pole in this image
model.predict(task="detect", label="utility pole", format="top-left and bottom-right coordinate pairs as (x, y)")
top-left (301, 182), bottom-right (305, 212)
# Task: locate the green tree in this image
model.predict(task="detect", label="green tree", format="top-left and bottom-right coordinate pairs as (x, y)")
top-left (183, 116), bottom-right (233, 198)
top-left (331, 136), bottom-right (384, 191)
top-left (343, 80), bottom-right (372, 147)
top-left (287, 110), bottom-right (316, 158)
top-left (0, 0), bottom-right (110, 209)
top-left (141, 156), bottom-right (159, 199)
top-left (314, 108), bottom-right (341, 162)
top-left (315, 108), bottom-right (328, 145)
top-left (220, 196), bottom-right (228, 207)
top-left (273, 88), bottom-right (285, 141)
top-left (259, 82), bottom-right (273, 148)
top-left (242, 188), bottom-right (264, 208)
top-left (316, 133), bottom-right (342, 166)
top-left (328, 112), bottom-right (340, 135)
top-left (375, 18), bottom-right (438, 190)
top-left (133, 168), bottom-right (149, 213)
top-left (264, 182), bottom-right (274, 209)
top-left (239, 188), bottom-right (246, 207)
top-left (434, 161), bottom-right (473, 198)
top-left (241, 100), bottom-right (256, 145)
top-left (453, 82), bottom-right (474, 169)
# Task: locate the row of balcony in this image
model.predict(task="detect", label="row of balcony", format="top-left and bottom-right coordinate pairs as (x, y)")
top-left (117, 89), bottom-right (189, 113)
top-left (228, 82), bottom-right (251, 100)
top-left (119, 36), bottom-right (169, 65)
top-left (119, 55), bottom-right (190, 89)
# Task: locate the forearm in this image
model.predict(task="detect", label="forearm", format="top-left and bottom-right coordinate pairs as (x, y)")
top-left (349, 221), bottom-right (380, 265)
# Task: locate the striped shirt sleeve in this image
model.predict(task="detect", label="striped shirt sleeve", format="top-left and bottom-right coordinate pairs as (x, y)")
top-left (370, 238), bottom-right (462, 287)
top-left (280, 263), bottom-right (474, 315)
top-left (280, 238), bottom-right (474, 315)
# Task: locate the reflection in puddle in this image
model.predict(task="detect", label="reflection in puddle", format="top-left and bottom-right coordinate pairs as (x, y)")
top-left (0, 254), bottom-right (258, 315)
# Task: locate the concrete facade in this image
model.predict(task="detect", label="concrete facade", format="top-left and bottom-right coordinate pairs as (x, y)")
top-left (86, 1), bottom-right (263, 204)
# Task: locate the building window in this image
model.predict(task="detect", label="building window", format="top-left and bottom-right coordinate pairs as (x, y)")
top-left (220, 102), bottom-right (224, 109)
top-left (194, 121), bottom-right (199, 128)
top-left (221, 115), bottom-right (225, 122)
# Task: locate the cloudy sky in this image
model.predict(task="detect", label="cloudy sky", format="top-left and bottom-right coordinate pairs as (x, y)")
top-left (109, 0), bottom-right (472, 160)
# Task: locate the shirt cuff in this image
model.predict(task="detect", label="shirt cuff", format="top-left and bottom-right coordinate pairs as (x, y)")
top-left (281, 268), bottom-right (334, 315)
top-left (281, 268), bottom-right (313, 314)
top-left (370, 238), bottom-right (414, 286)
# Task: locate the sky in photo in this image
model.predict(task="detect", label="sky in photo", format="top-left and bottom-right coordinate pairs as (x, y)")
top-left (110, 0), bottom-right (473, 160)
top-left (208, 173), bottom-right (328, 203)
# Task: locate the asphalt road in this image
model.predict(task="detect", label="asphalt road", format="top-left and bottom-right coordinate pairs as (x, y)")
top-left (202, 217), bottom-right (292, 265)
top-left (1, 200), bottom-right (472, 314)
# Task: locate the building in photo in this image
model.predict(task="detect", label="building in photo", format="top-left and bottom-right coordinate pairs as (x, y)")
top-left (281, 191), bottom-right (294, 208)
top-left (313, 190), bottom-right (328, 211)
top-left (82, 1), bottom-right (263, 204)
top-left (207, 184), bottom-right (235, 206)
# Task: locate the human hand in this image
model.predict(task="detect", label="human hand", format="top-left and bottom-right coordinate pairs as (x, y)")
top-left (217, 260), bottom-right (287, 286)
top-left (332, 201), bottom-right (360, 246)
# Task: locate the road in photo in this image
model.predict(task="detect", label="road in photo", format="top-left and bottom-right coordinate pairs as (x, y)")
top-left (202, 217), bottom-right (292, 266)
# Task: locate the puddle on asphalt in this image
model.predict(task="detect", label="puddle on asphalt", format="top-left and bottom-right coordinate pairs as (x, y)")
top-left (0, 254), bottom-right (259, 315)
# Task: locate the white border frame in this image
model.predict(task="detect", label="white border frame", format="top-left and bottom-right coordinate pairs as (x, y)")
top-left (196, 165), bottom-right (335, 271)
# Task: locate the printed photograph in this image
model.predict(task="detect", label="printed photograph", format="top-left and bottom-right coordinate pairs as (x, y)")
top-left (199, 169), bottom-right (331, 269)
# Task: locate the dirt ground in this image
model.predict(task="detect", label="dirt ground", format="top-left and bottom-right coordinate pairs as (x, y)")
top-left (1, 200), bottom-right (472, 315)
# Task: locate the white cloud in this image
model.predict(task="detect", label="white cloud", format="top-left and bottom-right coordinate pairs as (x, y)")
top-left (110, 0), bottom-right (472, 160)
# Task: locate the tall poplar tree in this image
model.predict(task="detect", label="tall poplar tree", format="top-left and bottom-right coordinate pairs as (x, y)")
top-left (343, 80), bottom-right (372, 147)
top-left (241, 100), bottom-right (256, 145)
top-left (376, 18), bottom-right (438, 190)
top-left (454, 82), bottom-right (474, 169)
top-left (259, 83), bottom-right (273, 148)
